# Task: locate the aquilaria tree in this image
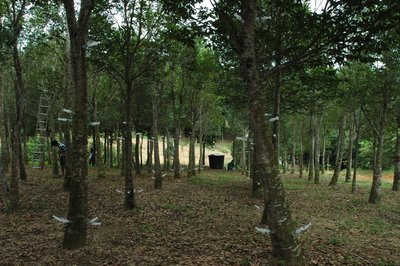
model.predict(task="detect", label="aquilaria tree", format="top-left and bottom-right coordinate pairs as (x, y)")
top-left (61, 0), bottom-right (94, 249)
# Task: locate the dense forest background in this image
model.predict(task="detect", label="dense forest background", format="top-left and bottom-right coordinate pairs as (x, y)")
top-left (1, 0), bottom-right (400, 265)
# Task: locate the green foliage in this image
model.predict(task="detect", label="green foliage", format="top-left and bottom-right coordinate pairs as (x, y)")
top-left (327, 236), bottom-right (345, 246)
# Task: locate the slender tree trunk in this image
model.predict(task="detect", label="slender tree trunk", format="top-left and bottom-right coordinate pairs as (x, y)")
top-left (123, 90), bottom-right (135, 209)
top-left (352, 113), bottom-right (361, 194)
top-left (22, 126), bottom-right (28, 164)
top-left (321, 127), bottom-right (326, 175)
top-left (12, 21), bottom-right (25, 183)
top-left (369, 135), bottom-right (384, 203)
top-left (153, 88), bottom-right (162, 189)
top-left (50, 115), bottom-right (59, 177)
top-left (282, 145), bottom-right (287, 174)
top-left (393, 126), bottom-right (400, 191)
top-left (140, 134), bottom-right (143, 169)
top-left (314, 115), bottom-right (320, 184)
top-left (103, 131), bottom-right (107, 166)
top-left (135, 132), bottom-right (141, 174)
top-left (63, 27), bottom-right (73, 190)
top-left (308, 114), bottom-right (315, 181)
top-left (173, 124), bottom-right (180, 178)
top-left (147, 134), bottom-right (153, 174)
top-left (109, 130), bottom-right (113, 168)
top-left (116, 123), bottom-right (120, 168)
top-left (345, 118), bottom-right (354, 182)
top-left (329, 116), bottom-right (346, 186)
top-left (299, 124), bottom-right (304, 179)
top-left (162, 136), bottom-right (167, 171)
top-left (9, 133), bottom-right (20, 210)
top-left (0, 64), bottom-right (10, 172)
top-left (251, 130), bottom-right (262, 197)
top-left (62, 0), bottom-right (94, 249)
top-left (241, 2), bottom-right (302, 264)
top-left (291, 131), bottom-right (295, 174)
top-left (93, 98), bottom-right (105, 179)
top-left (18, 138), bottom-right (26, 180)
top-left (188, 130), bottom-right (196, 177)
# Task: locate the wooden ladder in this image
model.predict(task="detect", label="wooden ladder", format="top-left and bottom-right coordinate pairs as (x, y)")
top-left (33, 91), bottom-right (51, 169)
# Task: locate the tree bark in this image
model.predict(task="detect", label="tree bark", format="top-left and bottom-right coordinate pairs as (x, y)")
top-left (314, 115), bottom-right (320, 184)
top-left (241, 1), bottom-right (302, 264)
top-left (329, 116), bottom-right (346, 186)
top-left (11, 1), bottom-right (26, 183)
top-left (116, 123), bottom-right (120, 168)
top-left (153, 87), bottom-right (162, 189)
top-left (0, 63), bottom-right (10, 172)
top-left (93, 95), bottom-right (105, 179)
top-left (345, 118), bottom-right (354, 182)
top-left (299, 124), bottom-right (304, 179)
top-left (308, 114), bottom-right (315, 181)
top-left (352, 111), bottom-right (361, 194)
top-left (50, 115), bottom-right (59, 177)
top-left (103, 131), bottom-right (108, 166)
top-left (109, 130), bottom-right (113, 168)
top-left (291, 131), bottom-right (295, 174)
top-left (321, 127), bottom-right (326, 175)
top-left (135, 132), bottom-right (141, 174)
top-left (173, 124), bottom-right (180, 178)
top-left (369, 135), bottom-right (384, 203)
top-left (188, 130), bottom-right (196, 177)
top-left (62, 0), bottom-right (94, 249)
top-left (282, 145), bottom-right (287, 174)
top-left (393, 126), bottom-right (400, 191)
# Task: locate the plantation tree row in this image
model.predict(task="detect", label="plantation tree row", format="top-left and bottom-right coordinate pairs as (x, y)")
top-left (0, 0), bottom-right (399, 264)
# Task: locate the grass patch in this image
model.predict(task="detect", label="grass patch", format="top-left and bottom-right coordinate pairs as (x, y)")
top-left (327, 236), bottom-right (346, 246)
top-left (188, 171), bottom-right (244, 186)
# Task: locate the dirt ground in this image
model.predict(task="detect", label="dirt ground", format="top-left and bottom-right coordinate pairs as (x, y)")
top-left (1, 165), bottom-right (399, 265)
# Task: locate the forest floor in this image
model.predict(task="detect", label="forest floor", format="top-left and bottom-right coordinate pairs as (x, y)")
top-left (0, 167), bottom-right (399, 266)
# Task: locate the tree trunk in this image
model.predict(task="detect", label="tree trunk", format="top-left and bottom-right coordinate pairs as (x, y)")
top-left (109, 130), bottom-right (113, 168)
top-left (345, 118), bottom-right (354, 182)
top-left (62, 0), bottom-right (94, 249)
top-left (162, 136), bottom-right (167, 171)
top-left (153, 88), bottom-right (162, 189)
top-left (329, 116), bottom-right (346, 186)
top-left (140, 134), bottom-right (143, 168)
top-left (9, 133), bottom-right (20, 210)
top-left (314, 115), bottom-right (320, 184)
top-left (321, 127), bottom-right (326, 175)
top-left (135, 132), bottom-right (141, 174)
top-left (188, 130), bottom-right (196, 177)
top-left (369, 135), bottom-right (384, 203)
top-left (147, 134), bottom-right (153, 174)
top-left (63, 27), bottom-right (73, 190)
top-left (282, 145), bottom-right (287, 174)
top-left (12, 19), bottom-right (25, 183)
top-left (116, 123), bottom-right (120, 168)
top-left (22, 126), bottom-right (28, 164)
top-left (393, 126), bottom-right (400, 191)
top-left (93, 98), bottom-right (105, 179)
top-left (308, 114), bottom-right (315, 181)
top-left (123, 94), bottom-right (135, 209)
top-left (50, 116), bottom-right (59, 177)
top-left (291, 132), bottom-right (295, 174)
top-left (166, 131), bottom-right (171, 170)
top-left (0, 64), bottom-right (10, 172)
top-left (173, 124), bottom-right (180, 178)
top-left (352, 112), bottom-right (361, 194)
top-left (299, 124), bottom-right (304, 178)
top-left (241, 1), bottom-right (302, 264)
top-left (103, 131), bottom-right (107, 166)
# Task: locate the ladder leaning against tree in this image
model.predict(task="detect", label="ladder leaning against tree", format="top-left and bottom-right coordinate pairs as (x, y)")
top-left (32, 90), bottom-right (51, 169)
